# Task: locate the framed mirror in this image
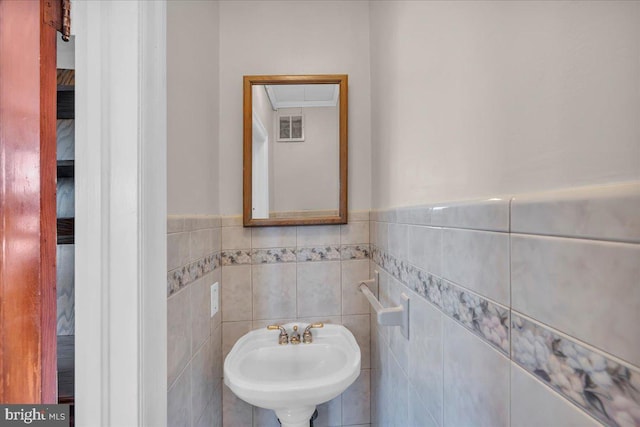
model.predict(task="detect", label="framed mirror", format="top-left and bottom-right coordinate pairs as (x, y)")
top-left (243, 75), bottom-right (348, 226)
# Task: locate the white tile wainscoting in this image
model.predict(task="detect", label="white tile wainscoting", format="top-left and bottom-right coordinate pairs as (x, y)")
top-left (370, 181), bottom-right (640, 427)
top-left (219, 212), bottom-right (372, 427)
top-left (166, 183), bottom-right (639, 427)
top-left (167, 212), bottom-right (372, 427)
top-left (167, 216), bottom-right (223, 427)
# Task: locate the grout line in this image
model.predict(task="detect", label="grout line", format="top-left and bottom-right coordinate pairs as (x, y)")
top-left (441, 301), bottom-right (445, 427)
top-left (189, 361), bottom-right (194, 427)
top-left (446, 275), bottom-right (509, 311)
top-left (249, 258), bottom-right (253, 323)
top-left (167, 356), bottom-right (191, 392)
top-left (510, 231), bottom-right (640, 246)
top-left (508, 198), bottom-right (514, 427)
top-left (511, 362), bottom-right (606, 427)
top-left (508, 186), bottom-right (514, 427)
top-left (508, 351), bottom-right (512, 427)
top-left (439, 211), bottom-right (446, 426)
top-left (294, 226), bottom-right (298, 321)
top-left (508, 198), bottom-right (513, 311)
top-left (440, 306), bottom-right (511, 360)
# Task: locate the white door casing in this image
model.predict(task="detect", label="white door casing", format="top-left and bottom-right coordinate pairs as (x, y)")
top-left (74, 1), bottom-right (167, 425)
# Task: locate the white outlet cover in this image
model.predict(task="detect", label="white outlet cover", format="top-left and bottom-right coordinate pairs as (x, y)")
top-left (211, 282), bottom-right (219, 317)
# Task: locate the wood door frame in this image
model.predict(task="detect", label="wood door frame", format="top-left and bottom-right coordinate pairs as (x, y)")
top-left (73, 1), bottom-right (167, 425)
top-left (0, 1), bottom-right (168, 417)
top-left (0, 0), bottom-right (58, 404)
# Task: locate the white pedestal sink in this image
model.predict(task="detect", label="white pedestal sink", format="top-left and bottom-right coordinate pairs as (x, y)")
top-left (224, 323), bottom-right (361, 427)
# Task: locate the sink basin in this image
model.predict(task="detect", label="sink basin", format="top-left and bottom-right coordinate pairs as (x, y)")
top-left (224, 323), bottom-right (361, 427)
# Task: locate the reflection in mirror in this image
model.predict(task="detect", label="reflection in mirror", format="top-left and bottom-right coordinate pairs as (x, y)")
top-left (252, 84), bottom-right (339, 219)
top-left (244, 75), bottom-right (347, 227)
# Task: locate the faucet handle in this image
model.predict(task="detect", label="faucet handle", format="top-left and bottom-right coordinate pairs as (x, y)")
top-left (267, 324), bottom-right (289, 345)
top-left (304, 322), bottom-right (324, 332)
top-left (302, 322), bottom-right (324, 344)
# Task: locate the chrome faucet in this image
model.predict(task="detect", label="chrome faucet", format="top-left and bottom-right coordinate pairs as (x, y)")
top-left (303, 323), bottom-right (324, 344)
top-left (267, 324), bottom-right (289, 345)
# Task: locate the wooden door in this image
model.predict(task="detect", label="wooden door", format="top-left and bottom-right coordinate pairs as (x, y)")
top-left (0, 0), bottom-right (58, 403)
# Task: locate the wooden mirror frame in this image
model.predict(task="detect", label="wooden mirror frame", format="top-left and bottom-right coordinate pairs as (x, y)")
top-left (243, 74), bottom-right (348, 227)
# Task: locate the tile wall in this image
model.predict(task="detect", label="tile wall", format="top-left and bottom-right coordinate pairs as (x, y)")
top-left (220, 212), bottom-right (372, 427)
top-left (167, 216), bottom-right (223, 427)
top-left (369, 182), bottom-right (640, 427)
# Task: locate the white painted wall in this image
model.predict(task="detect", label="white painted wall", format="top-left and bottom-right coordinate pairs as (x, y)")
top-left (272, 106), bottom-right (339, 212)
top-left (219, 0), bottom-right (371, 215)
top-left (371, 1), bottom-right (640, 208)
top-left (167, 0), bottom-right (220, 215)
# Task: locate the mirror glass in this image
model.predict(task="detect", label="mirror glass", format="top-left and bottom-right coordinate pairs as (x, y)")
top-left (243, 75), bottom-right (348, 226)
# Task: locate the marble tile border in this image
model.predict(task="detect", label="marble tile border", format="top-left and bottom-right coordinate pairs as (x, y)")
top-left (167, 215), bottom-right (222, 297)
top-left (375, 236), bottom-right (640, 425)
top-left (168, 252), bottom-right (221, 297)
top-left (221, 249), bottom-right (252, 266)
top-left (372, 245), bottom-right (510, 356)
top-left (220, 245), bottom-right (371, 266)
top-left (297, 246), bottom-right (341, 262)
top-left (370, 183), bottom-right (640, 426)
top-left (252, 248), bottom-right (297, 264)
top-left (340, 244), bottom-right (371, 260)
top-left (512, 312), bottom-right (640, 427)
top-left (440, 280), bottom-right (510, 354)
